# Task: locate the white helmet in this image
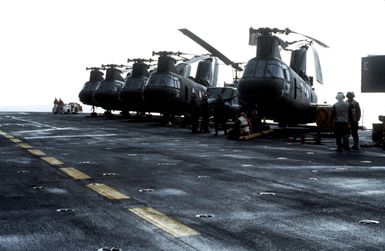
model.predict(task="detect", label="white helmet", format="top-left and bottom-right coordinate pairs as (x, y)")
top-left (336, 92), bottom-right (345, 101)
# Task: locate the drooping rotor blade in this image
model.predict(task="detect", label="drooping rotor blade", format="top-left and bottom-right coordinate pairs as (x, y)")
top-left (285, 28), bottom-right (329, 48)
top-left (312, 47), bottom-right (323, 84)
top-left (179, 28), bottom-right (243, 71)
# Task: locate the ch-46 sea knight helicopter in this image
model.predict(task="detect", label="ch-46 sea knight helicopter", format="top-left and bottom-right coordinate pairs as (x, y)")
top-left (180, 27), bottom-right (329, 126)
top-left (179, 28), bottom-right (243, 118)
top-left (79, 67), bottom-right (104, 115)
top-left (119, 58), bottom-right (154, 116)
top-left (142, 50), bottom-right (219, 117)
top-left (92, 64), bottom-right (127, 116)
top-left (238, 27), bottom-right (329, 126)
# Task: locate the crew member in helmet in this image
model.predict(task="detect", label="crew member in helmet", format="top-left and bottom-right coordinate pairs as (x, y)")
top-left (330, 92), bottom-right (352, 152)
top-left (238, 112), bottom-right (251, 136)
top-left (346, 91), bottom-right (361, 149)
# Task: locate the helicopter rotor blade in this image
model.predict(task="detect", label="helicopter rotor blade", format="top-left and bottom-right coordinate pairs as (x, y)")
top-left (312, 47), bottom-right (323, 84)
top-left (179, 28), bottom-right (243, 71)
top-left (285, 28), bottom-right (329, 48)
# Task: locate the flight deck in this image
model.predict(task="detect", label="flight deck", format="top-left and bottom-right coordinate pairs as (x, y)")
top-left (1, 112), bottom-right (385, 250)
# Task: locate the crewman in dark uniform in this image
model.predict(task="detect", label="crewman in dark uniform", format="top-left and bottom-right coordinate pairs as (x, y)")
top-left (57, 98), bottom-right (64, 114)
top-left (53, 98), bottom-right (59, 114)
top-left (213, 93), bottom-right (227, 136)
top-left (199, 94), bottom-right (210, 133)
top-left (346, 92), bottom-right (361, 149)
top-left (189, 93), bottom-right (199, 134)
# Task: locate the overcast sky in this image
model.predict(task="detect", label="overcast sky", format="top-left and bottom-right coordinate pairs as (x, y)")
top-left (1, 0), bottom-right (384, 127)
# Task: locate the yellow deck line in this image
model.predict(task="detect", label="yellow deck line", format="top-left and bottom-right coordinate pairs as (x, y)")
top-left (129, 207), bottom-right (200, 238)
top-left (59, 167), bottom-right (90, 180)
top-left (28, 149), bottom-right (46, 156)
top-left (239, 129), bottom-right (273, 140)
top-left (86, 183), bottom-right (129, 200)
top-left (41, 157), bottom-right (64, 165)
top-left (9, 138), bottom-right (22, 143)
top-left (17, 143), bottom-right (33, 149)
top-left (4, 134), bottom-right (14, 139)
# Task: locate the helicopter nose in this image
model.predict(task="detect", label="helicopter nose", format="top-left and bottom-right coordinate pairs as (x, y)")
top-left (143, 87), bottom-right (177, 112)
top-left (119, 88), bottom-right (142, 105)
top-left (238, 78), bottom-right (285, 104)
top-left (93, 90), bottom-right (121, 110)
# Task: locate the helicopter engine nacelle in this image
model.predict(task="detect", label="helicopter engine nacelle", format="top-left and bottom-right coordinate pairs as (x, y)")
top-left (195, 58), bottom-right (218, 87)
top-left (89, 70), bottom-right (104, 82)
top-left (132, 62), bottom-right (150, 78)
top-left (256, 36), bottom-right (281, 60)
top-left (176, 63), bottom-right (191, 77)
top-left (290, 48), bottom-right (307, 76)
top-left (105, 68), bottom-right (125, 81)
top-left (157, 56), bottom-right (178, 74)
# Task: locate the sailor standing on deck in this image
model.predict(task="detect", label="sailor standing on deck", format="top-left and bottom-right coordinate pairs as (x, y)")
top-left (53, 98), bottom-right (59, 114)
top-left (330, 92), bottom-right (352, 152)
top-left (189, 93), bottom-right (199, 134)
top-left (346, 92), bottom-right (361, 150)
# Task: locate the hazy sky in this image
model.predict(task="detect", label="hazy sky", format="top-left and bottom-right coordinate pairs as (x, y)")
top-left (1, 0), bottom-right (384, 126)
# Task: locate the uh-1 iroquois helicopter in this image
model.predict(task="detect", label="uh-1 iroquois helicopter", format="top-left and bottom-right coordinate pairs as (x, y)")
top-left (142, 50), bottom-right (219, 117)
top-left (180, 27), bottom-right (329, 127)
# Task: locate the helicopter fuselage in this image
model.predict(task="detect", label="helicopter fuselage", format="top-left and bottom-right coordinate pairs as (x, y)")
top-left (79, 69), bottom-right (104, 107)
top-left (92, 79), bottom-right (124, 111)
top-left (92, 67), bottom-right (126, 111)
top-left (119, 76), bottom-right (148, 112)
top-left (79, 81), bottom-right (101, 106)
top-left (143, 72), bottom-right (207, 115)
top-left (238, 57), bottom-right (317, 124)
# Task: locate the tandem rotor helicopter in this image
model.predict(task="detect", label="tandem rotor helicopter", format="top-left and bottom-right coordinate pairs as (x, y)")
top-left (79, 27), bottom-right (329, 127)
top-left (79, 50), bottom-right (220, 119)
top-left (142, 50), bottom-right (219, 117)
top-left (78, 66), bottom-right (104, 115)
top-left (119, 58), bottom-right (154, 115)
top-left (179, 27), bottom-right (329, 126)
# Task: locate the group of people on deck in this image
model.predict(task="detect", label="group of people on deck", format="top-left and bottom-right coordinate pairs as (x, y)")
top-left (52, 97), bottom-right (65, 114)
top-left (188, 92), bottom-right (269, 139)
top-left (330, 91), bottom-right (361, 152)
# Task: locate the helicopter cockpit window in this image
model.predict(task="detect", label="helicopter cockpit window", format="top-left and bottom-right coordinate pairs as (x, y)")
top-left (242, 60), bottom-right (258, 78)
top-left (126, 78), bottom-right (145, 89)
top-left (158, 75), bottom-right (179, 88)
top-left (98, 82), bottom-right (116, 91)
top-left (264, 62), bottom-right (284, 79)
top-left (172, 76), bottom-right (180, 89)
top-left (242, 60), bottom-right (270, 78)
top-left (255, 61), bottom-right (267, 77)
top-left (146, 75), bottom-right (158, 87)
top-left (89, 83), bottom-right (100, 91)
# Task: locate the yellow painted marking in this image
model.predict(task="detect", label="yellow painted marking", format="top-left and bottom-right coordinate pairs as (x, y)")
top-left (239, 129), bottom-right (273, 140)
top-left (4, 134), bottom-right (14, 139)
top-left (9, 138), bottom-right (22, 143)
top-left (86, 183), bottom-right (129, 200)
top-left (17, 143), bottom-right (33, 149)
top-left (41, 157), bottom-right (64, 165)
top-left (59, 167), bottom-right (91, 180)
top-left (28, 149), bottom-right (45, 156)
top-left (129, 207), bottom-right (200, 238)
top-left (28, 149), bottom-right (46, 156)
